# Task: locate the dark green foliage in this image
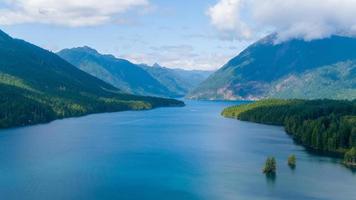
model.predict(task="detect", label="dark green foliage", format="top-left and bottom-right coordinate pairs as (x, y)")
top-left (344, 147), bottom-right (356, 167)
top-left (222, 99), bottom-right (356, 156)
top-left (0, 30), bottom-right (184, 129)
top-left (189, 34), bottom-right (356, 100)
top-left (263, 157), bottom-right (277, 174)
top-left (0, 85), bottom-right (56, 128)
top-left (288, 154), bottom-right (296, 168)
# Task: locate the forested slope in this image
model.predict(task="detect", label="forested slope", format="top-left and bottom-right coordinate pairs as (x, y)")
top-left (0, 30), bottom-right (184, 129)
top-left (189, 35), bottom-right (356, 100)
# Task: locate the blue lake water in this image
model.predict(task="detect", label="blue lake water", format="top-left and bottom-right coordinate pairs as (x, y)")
top-left (0, 100), bottom-right (355, 200)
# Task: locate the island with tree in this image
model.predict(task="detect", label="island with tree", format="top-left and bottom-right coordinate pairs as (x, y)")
top-left (263, 157), bottom-right (277, 175)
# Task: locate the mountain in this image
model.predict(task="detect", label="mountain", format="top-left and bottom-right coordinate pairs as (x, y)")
top-left (188, 34), bottom-right (356, 100)
top-left (140, 63), bottom-right (213, 97)
top-left (57, 47), bottom-right (177, 97)
top-left (0, 30), bottom-right (183, 128)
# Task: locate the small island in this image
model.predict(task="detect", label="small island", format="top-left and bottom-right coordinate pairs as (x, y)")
top-left (288, 154), bottom-right (296, 169)
top-left (263, 157), bottom-right (277, 174)
top-left (222, 99), bottom-right (356, 168)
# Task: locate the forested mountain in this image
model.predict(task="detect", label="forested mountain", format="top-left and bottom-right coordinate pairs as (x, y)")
top-left (58, 48), bottom-right (212, 98)
top-left (57, 47), bottom-right (177, 97)
top-left (222, 99), bottom-right (356, 165)
top-left (0, 30), bottom-right (184, 129)
top-left (140, 63), bottom-right (212, 97)
top-left (188, 34), bottom-right (356, 100)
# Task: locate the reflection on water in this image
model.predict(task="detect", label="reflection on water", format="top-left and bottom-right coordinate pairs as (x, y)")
top-left (289, 165), bottom-right (296, 170)
top-left (266, 173), bottom-right (277, 185)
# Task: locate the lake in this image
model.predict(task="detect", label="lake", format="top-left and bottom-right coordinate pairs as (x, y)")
top-left (0, 101), bottom-right (355, 200)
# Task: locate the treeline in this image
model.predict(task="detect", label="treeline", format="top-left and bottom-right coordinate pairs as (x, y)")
top-left (222, 99), bottom-right (356, 164)
top-left (0, 83), bottom-right (184, 129)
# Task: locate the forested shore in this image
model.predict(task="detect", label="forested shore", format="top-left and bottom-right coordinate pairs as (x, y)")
top-left (0, 84), bottom-right (185, 129)
top-left (222, 99), bottom-right (356, 166)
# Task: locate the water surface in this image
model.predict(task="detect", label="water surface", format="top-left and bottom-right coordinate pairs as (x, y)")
top-left (0, 101), bottom-right (355, 200)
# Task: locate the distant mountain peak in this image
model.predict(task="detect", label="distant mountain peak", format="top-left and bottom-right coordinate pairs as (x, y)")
top-left (58, 46), bottom-right (100, 56)
top-left (76, 46), bottom-right (99, 54)
top-left (152, 63), bottom-right (163, 68)
top-left (258, 33), bottom-right (277, 44)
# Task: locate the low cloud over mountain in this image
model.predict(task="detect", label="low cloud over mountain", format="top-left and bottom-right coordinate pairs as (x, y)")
top-left (208, 0), bottom-right (356, 42)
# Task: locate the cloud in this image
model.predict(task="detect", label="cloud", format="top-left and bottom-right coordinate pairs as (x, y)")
top-left (207, 0), bottom-right (252, 41)
top-left (208, 0), bottom-right (356, 42)
top-left (0, 0), bottom-right (149, 27)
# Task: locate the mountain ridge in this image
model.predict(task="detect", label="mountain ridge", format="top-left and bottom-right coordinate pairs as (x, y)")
top-left (57, 47), bottom-right (178, 97)
top-left (58, 47), bottom-right (212, 97)
top-left (140, 63), bottom-right (213, 97)
top-left (188, 34), bottom-right (356, 100)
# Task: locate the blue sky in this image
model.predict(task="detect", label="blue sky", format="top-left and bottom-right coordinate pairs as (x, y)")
top-left (0, 0), bottom-right (250, 70)
top-left (2, 0), bottom-right (353, 70)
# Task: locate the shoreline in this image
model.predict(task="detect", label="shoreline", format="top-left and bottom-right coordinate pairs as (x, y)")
top-left (221, 99), bottom-right (356, 170)
top-left (0, 102), bottom-right (185, 131)
top-left (225, 115), bottom-right (345, 158)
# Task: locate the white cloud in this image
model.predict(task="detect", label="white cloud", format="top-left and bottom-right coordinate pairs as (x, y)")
top-left (0, 0), bottom-right (149, 27)
top-left (207, 0), bottom-right (252, 40)
top-left (208, 0), bottom-right (356, 42)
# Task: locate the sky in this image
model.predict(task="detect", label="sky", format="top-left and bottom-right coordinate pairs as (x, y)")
top-left (0, 0), bottom-right (251, 70)
top-left (1, 0), bottom-right (356, 70)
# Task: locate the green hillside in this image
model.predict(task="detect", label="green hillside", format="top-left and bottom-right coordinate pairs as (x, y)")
top-left (0, 30), bottom-right (184, 129)
top-left (57, 47), bottom-right (176, 97)
top-left (189, 34), bottom-right (356, 100)
top-left (269, 61), bottom-right (356, 99)
top-left (140, 63), bottom-right (212, 97)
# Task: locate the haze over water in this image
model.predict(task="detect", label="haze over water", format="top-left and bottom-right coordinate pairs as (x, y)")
top-left (0, 101), bottom-right (355, 200)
